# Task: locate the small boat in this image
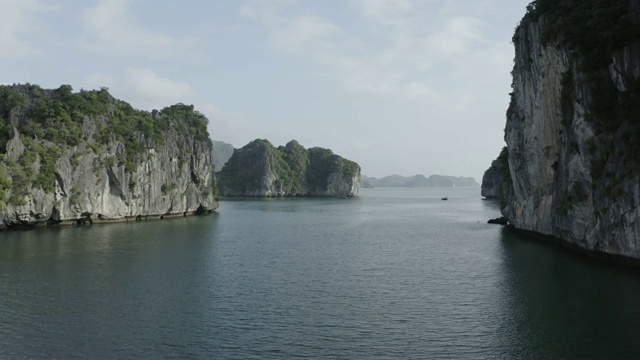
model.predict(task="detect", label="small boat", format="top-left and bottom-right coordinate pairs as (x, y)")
top-left (441, 197), bottom-right (448, 201)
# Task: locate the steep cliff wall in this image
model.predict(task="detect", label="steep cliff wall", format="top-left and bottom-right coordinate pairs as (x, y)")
top-left (0, 84), bottom-right (218, 229)
top-left (481, 147), bottom-right (507, 199)
top-left (496, 0), bottom-right (640, 258)
top-left (218, 139), bottom-right (360, 198)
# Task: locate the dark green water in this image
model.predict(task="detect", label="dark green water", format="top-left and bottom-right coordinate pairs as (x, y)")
top-left (1, 188), bottom-right (640, 359)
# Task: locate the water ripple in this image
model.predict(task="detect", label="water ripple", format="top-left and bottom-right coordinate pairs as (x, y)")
top-left (1, 189), bottom-right (640, 358)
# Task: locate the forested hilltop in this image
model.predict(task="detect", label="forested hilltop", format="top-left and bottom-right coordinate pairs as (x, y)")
top-left (482, 0), bottom-right (640, 259)
top-left (217, 139), bottom-right (360, 198)
top-left (0, 84), bottom-right (217, 228)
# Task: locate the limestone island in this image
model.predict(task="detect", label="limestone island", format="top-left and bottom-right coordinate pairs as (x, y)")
top-left (216, 139), bottom-right (360, 198)
top-left (0, 84), bottom-right (218, 229)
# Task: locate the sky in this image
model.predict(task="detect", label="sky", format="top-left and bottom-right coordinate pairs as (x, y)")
top-left (0, 0), bottom-right (532, 180)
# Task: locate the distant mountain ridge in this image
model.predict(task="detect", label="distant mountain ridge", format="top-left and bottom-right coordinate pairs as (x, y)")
top-left (211, 140), bottom-right (234, 171)
top-left (362, 174), bottom-right (479, 188)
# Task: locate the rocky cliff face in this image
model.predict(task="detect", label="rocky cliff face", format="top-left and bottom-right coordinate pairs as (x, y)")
top-left (481, 147), bottom-right (507, 199)
top-left (493, 0), bottom-right (640, 258)
top-left (217, 139), bottom-right (360, 198)
top-left (0, 85), bottom-right (218, 229)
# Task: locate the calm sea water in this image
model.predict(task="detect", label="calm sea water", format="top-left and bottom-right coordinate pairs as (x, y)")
top-left (1, 188), bottom-right (640, 359)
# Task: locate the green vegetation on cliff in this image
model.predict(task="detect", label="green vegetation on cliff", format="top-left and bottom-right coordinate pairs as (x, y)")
top-left (278, 140), bottom-right (308, 194)
top-left (218, 139), bottom-right (360, 196)
top-left (0, 84), bottom-right (209, 152)
top-left (524, 0), bottom-right (637, 70)
top-left (306, 146), bottom-right (359, 192)
top-left (0, 84), bottom-right (212, 208)
top-left (216, 139), bottom-right (276, 194)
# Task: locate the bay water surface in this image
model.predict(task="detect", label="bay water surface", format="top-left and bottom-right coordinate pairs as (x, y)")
top-left (1, 188), bottom-right (640, 358)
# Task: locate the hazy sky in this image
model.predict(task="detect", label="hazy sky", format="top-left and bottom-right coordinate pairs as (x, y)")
top-left (0, 0), bottom-right (531, 180)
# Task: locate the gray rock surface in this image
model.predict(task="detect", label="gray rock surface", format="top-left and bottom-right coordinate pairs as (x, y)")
top-left (494, 6), bottom-right (640, 259)
top-left (480, 164), bottom-right (501, 199)
top-left (481, 147), bottom-right (507, 199)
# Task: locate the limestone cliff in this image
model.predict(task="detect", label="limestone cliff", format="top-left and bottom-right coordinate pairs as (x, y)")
top-left (491, 0), bottom-right (640, 258)
top-left (217, 139), bottom-right (360, 198)
top-left (481, 147), bottom-right (507, 199)
top-left (0, 84), bottom-right (218, 229)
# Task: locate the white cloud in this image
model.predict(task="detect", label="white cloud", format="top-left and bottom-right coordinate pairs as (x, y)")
top-left (242, 2), bottom-right (341, 53)
top-left (0, 0), bottom-right (51, 59)
top-left (240, 0), bottom-right (499, 107)
top-left (240, 0), bottom-right (297, 20)
top-left (124, 68), bottom-right (196, 110)
top-left (84, 0), bottom-right (164, 45)
top-left (275, 16), bottom-right (341, 50)
top-left (205, 109), bottom-right (268, 147)
top-left (351, 0), bottom-right (422, 26)
top-left (321, 54), bottom-right (397, 94)
top-left (426, 16), bottom-right (487, 56)
top-left (80, 0), bottom-right (197, 59)
top-left (404, 82), bottom-right (436, 101)
top-left (84, 72), bottom-right (118, 91)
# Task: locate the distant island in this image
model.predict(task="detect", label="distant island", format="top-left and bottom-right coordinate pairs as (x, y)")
top-left (211, 139), bottom-right (234, 171)
top-left (361, 174), bottom-right (479, 188)
top-left (217, 139), bottom-right (360, 198)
